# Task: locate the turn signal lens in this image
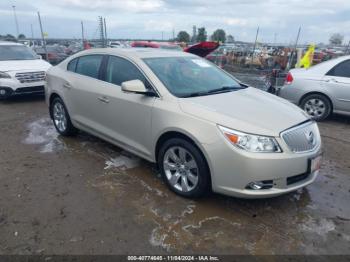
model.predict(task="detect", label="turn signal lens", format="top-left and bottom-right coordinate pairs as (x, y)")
top-left (225, 133), bottom-right (239, 144)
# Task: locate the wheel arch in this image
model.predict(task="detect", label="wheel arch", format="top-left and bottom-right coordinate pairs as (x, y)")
top-left (299, 91), bottom-right (334, 112)
top-left (154, 130), bottom-right (212, 179)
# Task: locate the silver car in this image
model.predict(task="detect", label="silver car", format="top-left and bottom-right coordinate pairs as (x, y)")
top-left (45, 48), bottom-right (322, 199)
top-left (279, 55), bottom-right (350, 120)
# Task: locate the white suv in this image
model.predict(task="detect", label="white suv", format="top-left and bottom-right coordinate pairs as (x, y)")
top-left (0, 41), bottom-right (51, 99)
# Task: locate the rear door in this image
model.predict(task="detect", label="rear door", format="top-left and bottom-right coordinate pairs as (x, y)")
top-left (323, 59), bottom-right (350, 112)
top-left (63, 54), bottom-right (105, 131)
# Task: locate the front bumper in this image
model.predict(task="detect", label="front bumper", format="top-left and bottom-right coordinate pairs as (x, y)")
top-left (203, 134), bottom-right (321, 198)
top-left (0, 78), bottom-right (46, 99)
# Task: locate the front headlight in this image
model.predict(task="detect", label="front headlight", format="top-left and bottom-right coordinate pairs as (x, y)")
top-left (0, 72), bottom-right (11, 79)
top-left (218, 125), bottom-right (282, 153)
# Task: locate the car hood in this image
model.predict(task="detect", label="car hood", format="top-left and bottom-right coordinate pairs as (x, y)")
top-left (0, 59), bottom-right (52, 72)
top-left (179, 87), bottom-right (309, 136)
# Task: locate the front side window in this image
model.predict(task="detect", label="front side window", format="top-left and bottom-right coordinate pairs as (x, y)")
top-left (105, 56), bottom-right (149, 87)
top-left (0, 45), bottom-right (37, 61)
top-left (327, 60), bottom-right (350, 78)
top-left (75, 55), bottom-right (103, 79)
top-left (143, 56), bottom-right (243, 97)
top-left (67, 58), bottom-right (78, 72)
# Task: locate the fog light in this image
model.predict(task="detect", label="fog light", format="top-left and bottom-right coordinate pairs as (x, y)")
top-left (246, 180), bottom-right (273, 190)
top-left (0, 89), bottom-right (6, 95)
top-left (247, 182), bottom-right (264, 190)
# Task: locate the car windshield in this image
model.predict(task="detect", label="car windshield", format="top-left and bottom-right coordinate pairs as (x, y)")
top-left (0, 45), bottom-right (37, 61)
top-left (143, 56), bottom-right (244, 97)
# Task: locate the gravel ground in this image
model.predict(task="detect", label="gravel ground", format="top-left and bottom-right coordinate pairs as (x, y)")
top-left (0, 94), bottom-right (349, 255)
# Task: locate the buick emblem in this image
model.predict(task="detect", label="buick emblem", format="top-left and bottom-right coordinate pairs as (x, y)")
top-left (305, 131), bottom-right (316, 146)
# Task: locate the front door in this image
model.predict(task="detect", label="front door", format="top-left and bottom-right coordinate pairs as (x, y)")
top-left (94, 55), bottom-right (156, 159)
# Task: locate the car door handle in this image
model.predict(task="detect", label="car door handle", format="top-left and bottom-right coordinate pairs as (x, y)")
top-left (326, 78), bottom-right (339, 83)
top-left (98, 96), bottom-right (110, 103)
top-left (63, 82), bottom-right (72, 89)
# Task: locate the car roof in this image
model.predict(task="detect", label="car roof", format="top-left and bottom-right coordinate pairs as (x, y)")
top-left (0, 41), bottom-right (24, 46)
top-left (74, 47), bottom-right (195, 59)
top-left (307, 55), bottom-right (350, 74)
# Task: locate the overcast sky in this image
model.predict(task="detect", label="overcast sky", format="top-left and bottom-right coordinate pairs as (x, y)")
top-left (0, 0), bottom-right (349, 44)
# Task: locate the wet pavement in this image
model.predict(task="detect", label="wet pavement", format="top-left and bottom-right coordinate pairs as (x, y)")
top-left (0, 95), bottom-right (349, 255)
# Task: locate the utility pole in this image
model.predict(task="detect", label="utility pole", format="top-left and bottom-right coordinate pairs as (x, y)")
top-left (98, 16), bottom-right (105, 47)
top-left (250, 26), bottom-right (259, 67)
top-left (37, 12), bottom-right (48, 62)
top-left (172, 28), bottom-right (175, 41)
top-left (273, 33), bottom-right (277, 45)
top-left (12, 5), bottom-right (20, 38)
top-left (81, 21), bottom-right (84, 49)
top-left (103, 18), bottom-right (107, 47)
top-left (287, 26), bottom-right (301, 70)
top-left (345, 40), bottom-right (350, 54)
top-left (161, 31), bottom-right (164, 41)
top-left (30, 24), bottom-right (34, 39)
top-left (253, 26), bottom-right (260, 55)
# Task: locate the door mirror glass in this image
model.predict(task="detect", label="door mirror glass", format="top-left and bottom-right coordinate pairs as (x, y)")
top-left (121, 80), bottom-right (147, 94)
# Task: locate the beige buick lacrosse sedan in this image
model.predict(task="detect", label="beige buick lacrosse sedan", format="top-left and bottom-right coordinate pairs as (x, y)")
top-left (45, 48), bottom-right (322, 198)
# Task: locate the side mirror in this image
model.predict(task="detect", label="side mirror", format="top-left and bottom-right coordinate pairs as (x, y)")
top-left (121, 80), bottom-right (147, 94)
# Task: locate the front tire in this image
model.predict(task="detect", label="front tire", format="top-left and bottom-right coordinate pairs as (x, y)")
top-left (158, 138), bottom-right (211, 198)
top-left (300, 94), bottom-right (331, 121)
top-left (50, 97), bottom-right (77, 136)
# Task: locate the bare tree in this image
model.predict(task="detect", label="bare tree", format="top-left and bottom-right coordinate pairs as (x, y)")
top-left (329, 33), bottom-right (344, 46)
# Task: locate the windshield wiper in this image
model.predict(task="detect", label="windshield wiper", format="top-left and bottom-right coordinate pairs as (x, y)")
top-left (181, 86), bottom-right (245, 98)
top-left (207, 86), bottom-right (245, 94)
top-left (181, 91), bottom-right (210, 98)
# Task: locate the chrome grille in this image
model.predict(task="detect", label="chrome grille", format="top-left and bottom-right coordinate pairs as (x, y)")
top-left (281, 121), bottom-right (320, 153)
top-left (15, 71), bottom-right (46, 83)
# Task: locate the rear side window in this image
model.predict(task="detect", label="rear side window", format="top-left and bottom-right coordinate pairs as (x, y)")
top-left (327, 60), bottom-right (350, 78)
top-left (67, 58), bottom-right (78, 72)
top-left (75, 55), bottom-right (103, 79)
top-left (105, 56), bottom-right (149, 87)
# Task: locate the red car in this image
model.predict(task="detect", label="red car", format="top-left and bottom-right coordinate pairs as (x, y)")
top-left (131, 41), bottom-right (182, 51)
top-left (130, 41), bottom-right (219, 57)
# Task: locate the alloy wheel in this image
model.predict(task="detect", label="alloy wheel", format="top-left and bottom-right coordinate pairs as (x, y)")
top-left (53, 102), bottom-right (67, 133)
top-left (163, 146), bottom-right (199, 192)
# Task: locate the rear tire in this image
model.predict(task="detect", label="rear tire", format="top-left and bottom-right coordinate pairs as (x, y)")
top-left (300, 94), bottom-right (331, 121)
top-left (50, 97), bottom-right (78, 136)
top-left (157, 138), bottom-right (211, 198)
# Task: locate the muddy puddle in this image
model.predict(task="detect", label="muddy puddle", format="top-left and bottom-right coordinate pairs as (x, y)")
top-left (23, 118), bottom-right (64, 153)
top-left (23, 117), bottom-right (350, 254)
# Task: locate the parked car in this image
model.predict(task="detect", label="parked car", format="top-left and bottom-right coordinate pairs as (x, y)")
top-left (278, 55), bottom-right (350, 120)
top-left (205, 50), bottom-right (227, 65)
top-left (66, 43), bottom-right (83, 55)
top-left (131, 41), bottom-right (219, 57)
top-left (0, 41), bottom-right (51, 99)
top-left (183, 41), bottom-right (220, 57)
top-left (45, 48), bottom-right (322, 199)
top-left (131, 41), bottom-right (182, 51)
top-left (34, 45), bottom-right (69, 65)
